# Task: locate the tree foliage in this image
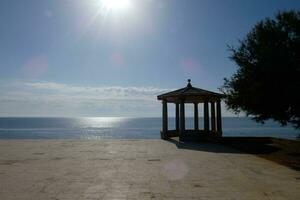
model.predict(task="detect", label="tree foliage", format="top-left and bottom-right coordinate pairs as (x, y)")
top-left (222, 11), bottom-right (300, 129)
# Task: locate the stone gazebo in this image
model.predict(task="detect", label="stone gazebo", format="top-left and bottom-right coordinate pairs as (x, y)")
top-left (157, 80), bottom-right (224, 141)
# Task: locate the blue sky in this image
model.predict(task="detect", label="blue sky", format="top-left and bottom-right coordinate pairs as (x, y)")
top-left (0, 0), bottom-right (300, 117)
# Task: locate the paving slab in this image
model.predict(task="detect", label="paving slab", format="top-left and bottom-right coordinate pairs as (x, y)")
top-left (0, 139), bottom-right (299, 200)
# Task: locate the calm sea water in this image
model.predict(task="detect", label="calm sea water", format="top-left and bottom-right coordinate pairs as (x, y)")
top-left (0, 117), bottom-right (299, 140)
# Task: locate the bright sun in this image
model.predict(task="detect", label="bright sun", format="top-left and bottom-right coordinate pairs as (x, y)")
top-left (101, 0), bottom-right (131, 11)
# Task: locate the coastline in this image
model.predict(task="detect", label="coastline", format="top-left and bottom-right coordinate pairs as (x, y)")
top-left (0, 138), bottom-right (299, 199)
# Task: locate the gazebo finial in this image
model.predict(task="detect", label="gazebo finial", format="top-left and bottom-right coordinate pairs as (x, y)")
top-left (187, 79), bottom-right (192, 88)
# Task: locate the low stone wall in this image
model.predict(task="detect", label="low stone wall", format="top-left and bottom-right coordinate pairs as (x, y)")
top-left (161, 130), bottom-right (221, 141)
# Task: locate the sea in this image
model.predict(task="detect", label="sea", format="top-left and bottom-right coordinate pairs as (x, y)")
top-left (0, 117), bottom-right (299, 140)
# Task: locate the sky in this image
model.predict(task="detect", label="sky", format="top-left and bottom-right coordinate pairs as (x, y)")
top-left (0, 0), bottom-right (300, 117)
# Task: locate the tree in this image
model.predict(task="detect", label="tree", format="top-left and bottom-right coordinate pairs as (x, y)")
top-left (222, 10), bottom-right (300, 129)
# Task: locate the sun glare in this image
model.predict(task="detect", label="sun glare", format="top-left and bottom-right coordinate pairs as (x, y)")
top-left (101, 0), bottom-right (131, 11)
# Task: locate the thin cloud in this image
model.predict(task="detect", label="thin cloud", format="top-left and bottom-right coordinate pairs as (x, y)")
top-left (24, 82), bottom-right (169, 100)
top-left (0, 81), bottom-right (171, 117)
top-left (0, 81), bottom-right (235, 117)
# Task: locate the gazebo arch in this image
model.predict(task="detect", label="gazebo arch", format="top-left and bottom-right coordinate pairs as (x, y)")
top-left (157, 79), bottom-right (224, 141)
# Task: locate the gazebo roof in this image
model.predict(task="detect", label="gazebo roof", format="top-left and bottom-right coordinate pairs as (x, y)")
top-left (157, 79), bottom-right (224, 103)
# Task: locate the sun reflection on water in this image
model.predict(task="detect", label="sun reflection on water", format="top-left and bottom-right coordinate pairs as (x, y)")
top-left (78, 117), bottom-right (127, 128)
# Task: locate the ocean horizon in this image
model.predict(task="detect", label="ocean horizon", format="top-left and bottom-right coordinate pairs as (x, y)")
top-left (0, 117), bottom-right (298, 140)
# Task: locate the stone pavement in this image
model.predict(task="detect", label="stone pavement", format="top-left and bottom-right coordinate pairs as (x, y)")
top-left (0, 139), bottom-right (299, 199)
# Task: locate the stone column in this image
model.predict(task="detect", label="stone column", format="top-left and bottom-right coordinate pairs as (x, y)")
top-left (179, 99), bottom-right (185, 140)
top-left (211, 102), bottom-right (216, 132)
top-left (194, 103), bottom-right (199, 130)
top-left (162, 100), bottom-right (168, 139)
top-left (175, 103), bottom-right (180, 132)
top-left (216, 99), bottom-right (222, 136)
top-left (204, 101), bottom-right (209, 133)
